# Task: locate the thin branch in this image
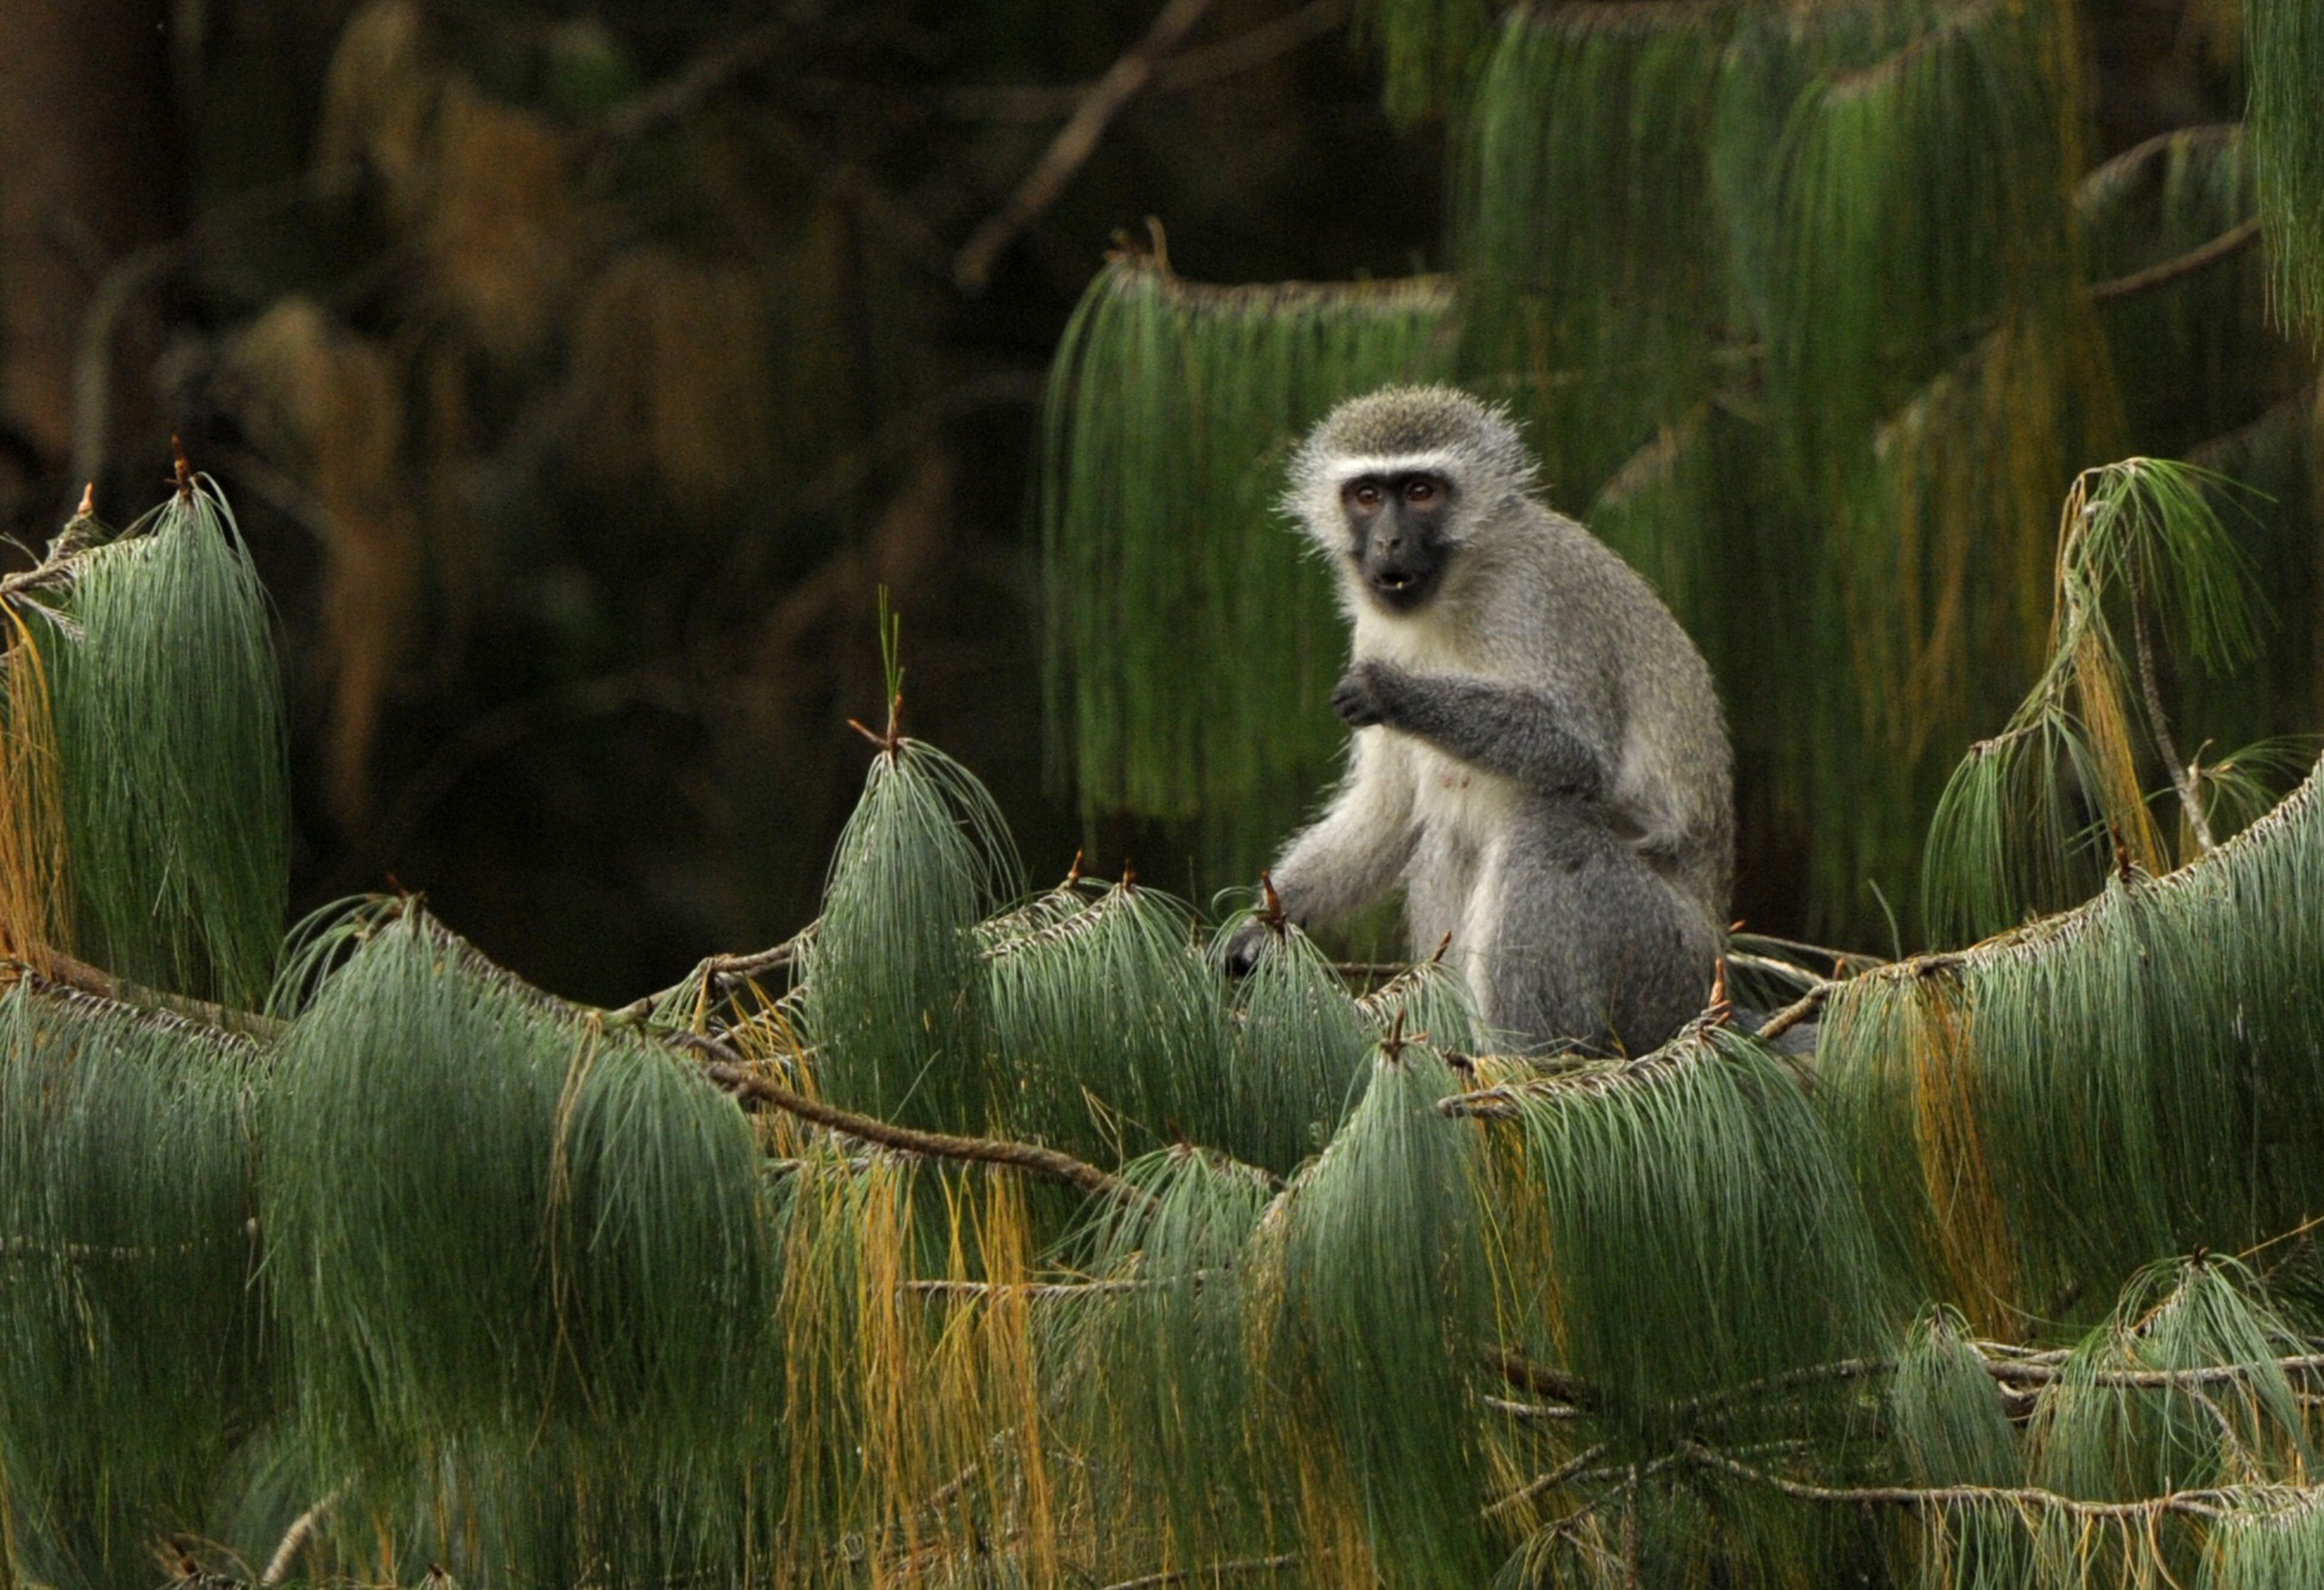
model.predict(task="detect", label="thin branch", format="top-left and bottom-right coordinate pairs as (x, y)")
top-left (940, 0), bottom-right (1346, 121)
top-left (4, 953), bottom-right (284, 1042)
top-left (1485, 1442), bottom-right (1613, 1520)
top-left (760, 115), bottom-right (953, 280)
top-left (2076, 124), bottom-right (2241, 212)
top-left (599, 4), bottom-right (824, 147)
top-left (604, 928), bottom-right (813, 1025)
top-left (1490, 1340), bottom-right (2324, 1427)
top-left (903, 1271), bottom-right (1220, 1300)
top-left (1724, 950), bottom-right (1826, 991)
top-left (679, 1032), bottom-right (1149, 1207)
top-left (260, 1485), bottom-right (346, 1588)
top-left (954, 0), bottom-right (1220, 290)
top-left (1755, 981), bottom-right (1833, 1043)
top-left (1098, 1554), bottom-right (1300, 1590)
top-left (1490, 1347), bottom-right (1602, 1412)
top-left (1984, 1353), bottom-right (2324, 1392)
top-left (2090, 216), bottom-right (2264, 304)
top-left (1683, 1440), bottom-right (2265, 1520)
top-left (2127, 558), bottom-right (2215, 852)
top-left (1482, 1394), bottom-right (1587, 1424)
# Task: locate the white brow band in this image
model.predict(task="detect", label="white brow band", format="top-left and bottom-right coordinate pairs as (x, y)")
top-left (1329, 452), bottom-right (1459, 481)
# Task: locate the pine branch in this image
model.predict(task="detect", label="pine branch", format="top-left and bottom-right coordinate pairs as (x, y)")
top-left (3, 954), bottom-right (281, 1043)
top-left (603, 926), bottom-right (814, 1024)
top-left (260, 1485), bottom-right (346, 1588)
top-left (678, 1030), bottom-right (1150, 1207)
top-left (1484, 1442), bottom-right (1612, 1519)
top-left (1098, 1554), bottom-right (1301, 1590)
top-left (903, 1272), bottom-right (1219, 1300)
top-left (598, 2), bottom-right (827, 147)
top-left (1682, 1440), bottom-right (2268, 1520)
top-left (1491, 1338), bottom-right (2324, 1425)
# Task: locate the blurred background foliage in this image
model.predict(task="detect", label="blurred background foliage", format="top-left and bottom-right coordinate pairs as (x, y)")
top-left (0, 0), bottom-right (2305, 999)
top-left (0, 0), bottom-right (1435, 1003)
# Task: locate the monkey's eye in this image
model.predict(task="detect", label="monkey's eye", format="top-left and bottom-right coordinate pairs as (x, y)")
top-left (1349, 482), bottom-right (1384, 510)
top-left (1404, 479), bottom-right (1436, 504)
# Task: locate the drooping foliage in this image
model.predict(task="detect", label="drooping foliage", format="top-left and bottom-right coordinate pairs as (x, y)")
top-left (2248, 0), bottom-right (2324, 338)
top-left (1921, 457), bottom-right (2260, 943)
top-left (17, 482), bottom-right (290, 1005)
top-left (1823, 743), bottom-right (2324, 1334)
top-left (0, 984), bottom-right (262, 1589)
top-left (1040, 255), bottom-right (1456, 875)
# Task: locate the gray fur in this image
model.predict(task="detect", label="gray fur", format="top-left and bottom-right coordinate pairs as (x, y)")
top-left (1253, 384), bottom-right (1733, 1055)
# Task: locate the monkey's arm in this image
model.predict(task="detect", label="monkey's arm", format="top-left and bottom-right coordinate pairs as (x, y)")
top-left (1336, 662), bottom-right (1613, 797)
top-left (1221, 734), bottom-right (1415, 976)
top-left (1269, 730), bottom-right (1419, 924)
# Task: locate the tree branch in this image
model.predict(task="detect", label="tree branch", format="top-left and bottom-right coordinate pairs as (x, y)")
top-left (1683, 1440), bottom-right (2260, 1520)
top-left (599, 3), bottom-right (826, 147)
top-left (940, 0), bottom-right (1346, 122)
top-left (604, 928), bottom-right (813, 1025)
top-left (2090, 216), bottom-right (2264, 304)
top-left (1484, 1442), bottom-right (1612, 1520)
top-left (2127, 558), bottom-right (2215, 852)
top-left (4, 953), bottom-right (284, 1042)
top-left (1098, 1554), bottom-right (1301, 1590)
top-left (677, 1031), bottom-right (1149, 1207)
top-left (953, 0), bottom-right (1220, 290)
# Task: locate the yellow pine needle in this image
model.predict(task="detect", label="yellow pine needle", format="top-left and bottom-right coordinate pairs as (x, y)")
top-left (0, 605), bottom-right (68, 965)
top-left (1905, 980), bottom-right (2017, 1334)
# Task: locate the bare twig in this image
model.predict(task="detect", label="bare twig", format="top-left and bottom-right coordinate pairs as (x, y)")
top-left (4, 952), bottom-right (284, 1042)
top-left (2090, 217), bottom-right (2263, 304)
top-left (941, 0), bottom-right (1346, 121)
top-left (1489, 1339), bottom-right (2324, 1429)
top-left (903, 1271), bottom-right (1221, 1301)
top-left (1724, 950), bottom-right (1826, 991)
top-left (1755, 981), bottom-right (1833, 1043)
top-left (70, 242), bottom-right (177, 493)
top-left (679, 1031), bottom-right (1149, 1207)
top-left (758, 115), bottom-right (954, 280)
top-left (605, 929), bottom-right (813, 1025)
top-left (1098, 1554), bottom-right (1301, 1590)
top-left (1484, 1442), bottom-right (1612, 1520)
top-left (2126, 557), bottom-right (2215, 853)
top-left (1683, 1440), bottom-right (2267, 1520)
top-left (599, 3), bottom-right (825, 146)
top-left (260, 1485), bottom-right (346, 1588)
top-left (2076, 124), bottom-right (2241, 212)
top-left (1489, 1347), bottom-right (1602, 1411)
top-left (954, 0), bottom-right (1220, 290)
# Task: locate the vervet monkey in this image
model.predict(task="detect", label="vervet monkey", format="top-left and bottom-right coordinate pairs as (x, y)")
top-left (1226, 385), bottom-right (1731, 1054)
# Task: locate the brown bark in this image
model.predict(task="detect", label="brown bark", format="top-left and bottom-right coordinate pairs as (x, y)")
top-left (0, 0), bottom-right (183, 475)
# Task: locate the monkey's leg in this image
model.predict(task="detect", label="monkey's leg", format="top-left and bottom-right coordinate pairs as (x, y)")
top-left (1480, 805), bottom-right (1717, 1056)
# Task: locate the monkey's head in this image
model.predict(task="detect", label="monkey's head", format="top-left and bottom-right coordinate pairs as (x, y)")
top-left (1284, 385), bottom-right (1537, 616)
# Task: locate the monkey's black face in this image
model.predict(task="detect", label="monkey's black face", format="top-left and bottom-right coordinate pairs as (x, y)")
top-left (1342, 471), bottom-right (1453, 613)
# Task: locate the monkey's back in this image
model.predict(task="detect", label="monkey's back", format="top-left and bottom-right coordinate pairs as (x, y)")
top-left (1459, 501), bottom-right (1734, 925)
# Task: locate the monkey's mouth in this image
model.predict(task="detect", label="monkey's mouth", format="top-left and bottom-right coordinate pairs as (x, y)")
top-left (1366, 565), bottom-right (1442, 610)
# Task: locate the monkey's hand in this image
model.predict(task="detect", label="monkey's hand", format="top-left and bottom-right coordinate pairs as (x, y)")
top-left (1220, 919), bottom-right (1275, 977)
top-left (1331, 662), bottom-right (1397, 729)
